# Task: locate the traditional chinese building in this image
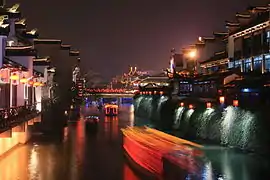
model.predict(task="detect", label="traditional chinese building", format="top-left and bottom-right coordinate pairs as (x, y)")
top-left (227, 6), bottom-right (270, 73)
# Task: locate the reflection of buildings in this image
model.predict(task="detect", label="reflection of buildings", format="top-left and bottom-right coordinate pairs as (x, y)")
top-left (104, 116), bottom-right (119, 140)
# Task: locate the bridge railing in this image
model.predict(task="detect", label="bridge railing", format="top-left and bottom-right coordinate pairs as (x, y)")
top-left (85, 88), bottom-right (137, 94)
top-left (0, 104), bottom-right (39, 133)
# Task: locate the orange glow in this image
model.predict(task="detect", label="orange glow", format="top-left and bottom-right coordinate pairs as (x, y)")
top-left (154, 91), bottom-right (157, 94)
top-left (189, 104), bottom-right (194, 109)
top-left (0, 122), bottom-right (30, 157)
top-left (105, 104), bottom-right (118, 109)
top-left (121, 127), bottom-right (203, 176)
top-left (233, 100), bottom-right (239, 107)
top-left (28, 79), bottom-right (34, 86)
top-left (20, 76), bottom-right (28, 84)
top-left (188, 50), bottom-right (197, 58)
top-left (149, 91), bottom-right (152, 95)
top-left (105, 104), bottom-right (118, 115)
top-left (219, 96), bottom-right (225, 104)
top-left (33, 81), bottom-right (40, 87)
top-left (180, 102), bottom-right (184, 107)
top-left (10, 72), bottom-right (19, 80)
top-left (159, 91), bottom-right (164, 95)
top-left (206, 102), bottom-right (212, 108)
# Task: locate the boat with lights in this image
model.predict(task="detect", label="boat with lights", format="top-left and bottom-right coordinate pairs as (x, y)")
top-left (104, 104), bottom-right (118, 116)
top-left (121, 127), bottom-right (204, 178)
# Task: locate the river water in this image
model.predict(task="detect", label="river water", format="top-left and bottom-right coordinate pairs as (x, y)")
top-left (0, 105), bottom-right (269, 180)
top-left (0, 105), bottom-right (144, 180)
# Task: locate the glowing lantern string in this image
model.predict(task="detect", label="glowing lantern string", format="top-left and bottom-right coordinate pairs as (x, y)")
top-left (33, 81), bottom-right (40, 87)
top-left (20, 76), bottom-right (28, 84)
top-left (28, 79), bottom-right (34, 86)
top-left (10, 72), bottom-right (19, 80)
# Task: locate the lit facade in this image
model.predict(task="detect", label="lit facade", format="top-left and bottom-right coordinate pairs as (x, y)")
top-left (227, 6), bottom-right (270, 73)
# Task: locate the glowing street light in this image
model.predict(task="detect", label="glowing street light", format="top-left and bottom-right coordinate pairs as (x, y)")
top-left (188, 50), bottom-right (197, 58)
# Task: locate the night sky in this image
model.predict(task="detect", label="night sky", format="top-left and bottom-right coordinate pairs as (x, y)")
top-left (7, 0), bottom-right (269, 80)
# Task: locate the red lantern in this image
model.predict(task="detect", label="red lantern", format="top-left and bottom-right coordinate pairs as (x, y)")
top-left (180, 102), bottom-right (184, 107)
top-left (233, 100), bottom-right (239, 107)
top-left (206, 102), bottom-right (212, 109)
top-left (28, 79), bottom-right (34, 86)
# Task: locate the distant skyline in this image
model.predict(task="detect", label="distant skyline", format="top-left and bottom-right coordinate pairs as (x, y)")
top-left (7, 0), bottom-right (269, 80)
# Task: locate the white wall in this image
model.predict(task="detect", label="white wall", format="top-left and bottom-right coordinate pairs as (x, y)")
top-left (8, 56), bottom-right (34, 107)
top-left (8, 56), bottom-right (34, 76)
top-left (228, 36), bottom-right (235, 59)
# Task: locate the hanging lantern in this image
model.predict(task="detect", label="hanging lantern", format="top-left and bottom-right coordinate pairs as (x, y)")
top-left (219, 96), bottom-right (225, 104)
top-left (34, 81), bottom-right (40, 87)
top-left (20, 76), bottom-right (28, 84)
top-left (10, 72), bottom-right (19, 80)
top-left (28, 79), bottom-right (34, 86)
top-left (39, 82), bottom-right (44, 86)
top-left (233, 100), bottom-right (239, 107)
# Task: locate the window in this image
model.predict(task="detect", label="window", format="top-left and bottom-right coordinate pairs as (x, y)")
top-left (267, 31), bottom-right (270, 43)
top-left (265, 54), bottom-right (270, 72)
top-left (254, 56), bottom-right (262, 71)
top-left (244, 58), bottom-right (251, 72)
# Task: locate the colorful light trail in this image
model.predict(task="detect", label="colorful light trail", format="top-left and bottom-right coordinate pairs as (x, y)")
top-left (121, 127), bottom-right (204, 178)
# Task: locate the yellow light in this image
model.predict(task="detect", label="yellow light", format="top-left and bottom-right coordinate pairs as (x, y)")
top-left (33, 81), bottom-right (40, 87)
top-left (20, 76), bottom-right (28, 84)
top-left (219, 96), bottom-right (225, 104)
top-left (188, 50), bottom-right (197, 58)
top-left (10, 73), bottom-right (19, 80)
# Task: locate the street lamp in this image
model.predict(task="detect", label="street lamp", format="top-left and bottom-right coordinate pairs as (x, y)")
top-left (186, 49), bottom-right (198, 74)
top-left (188, 50), bottom-right (197, 59)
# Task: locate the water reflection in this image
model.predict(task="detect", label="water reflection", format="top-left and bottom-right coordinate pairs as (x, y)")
top-left (29, 146), bottom-right (40, 179)
top-left (0, 105), bottom-right (141, 180)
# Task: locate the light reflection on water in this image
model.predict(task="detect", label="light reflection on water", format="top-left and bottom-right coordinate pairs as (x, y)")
top-left (29, 146), bottom-right (40, 180)
top-left (0, 105), bottom-right (142, 180)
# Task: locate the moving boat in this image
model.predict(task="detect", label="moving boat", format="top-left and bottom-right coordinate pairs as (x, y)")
top-left (85, 115), bottom-right (99, 132)
top-left (104, 104), bottom-right (118, 116)
top-left (121, 127), bottom-right (204, 178)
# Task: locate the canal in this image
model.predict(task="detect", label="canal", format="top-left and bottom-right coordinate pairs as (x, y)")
top-left (0, 105), bottom-right (144, 180)
top-left (0, 104), bottom-right (269, 180)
